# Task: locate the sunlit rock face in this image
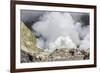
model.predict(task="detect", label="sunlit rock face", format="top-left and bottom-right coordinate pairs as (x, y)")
top-left (32, 12), bottom-right (80, 52)
top-left (20, 21), bottom-right (43, 53)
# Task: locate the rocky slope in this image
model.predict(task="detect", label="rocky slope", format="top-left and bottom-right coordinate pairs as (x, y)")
top-left (20, 21), bottom-right (43, 53)
top-left (21, 48), bottom-right (89, 63)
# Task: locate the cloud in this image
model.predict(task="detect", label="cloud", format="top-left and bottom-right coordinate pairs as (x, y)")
top-left (32, 12), bottom-right (89, 52)
top-left (79, 32), bottom-right (90, 50)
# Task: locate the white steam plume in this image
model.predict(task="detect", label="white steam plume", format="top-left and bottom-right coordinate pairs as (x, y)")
top-left (32, 12), bottom-right (89, 52)
top-left (79, 33), bottom-right (90, 50)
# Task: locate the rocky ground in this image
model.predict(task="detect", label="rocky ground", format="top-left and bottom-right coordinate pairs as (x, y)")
top-left (21, 48), bottom-right (89, 63)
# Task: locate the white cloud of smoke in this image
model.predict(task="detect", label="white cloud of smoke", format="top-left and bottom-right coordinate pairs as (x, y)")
top-left (32, 12), bottom-right (90, 52)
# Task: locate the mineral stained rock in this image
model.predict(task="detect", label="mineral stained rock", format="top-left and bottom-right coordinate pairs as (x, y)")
top-left (20, 21), bottom-right (43, 53)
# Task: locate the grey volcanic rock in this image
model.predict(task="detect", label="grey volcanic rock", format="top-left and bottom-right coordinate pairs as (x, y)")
top-left (48, 48), bottom-right (87, 61)
top-left (21, 48), bottom-right (89, 62)
top-left (21, 50), bottom-right (33, 63)
top-left (21, 50), bottom-right (43, 63)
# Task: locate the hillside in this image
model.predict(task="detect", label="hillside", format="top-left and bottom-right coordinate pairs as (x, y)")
top-left (20, 21), bottom-right (43, 53)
